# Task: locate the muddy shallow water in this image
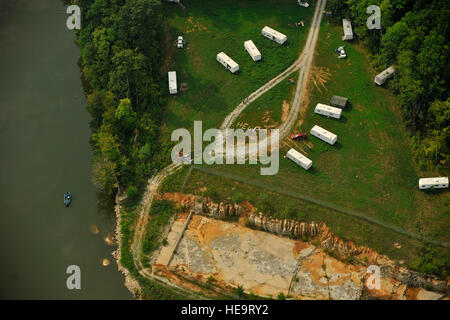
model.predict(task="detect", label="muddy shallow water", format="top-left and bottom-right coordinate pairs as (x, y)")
top-left (0, 0), bottom-right (130, 299)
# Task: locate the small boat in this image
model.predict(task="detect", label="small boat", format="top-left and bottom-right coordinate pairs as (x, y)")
top-left (64, 192), bottom-right (72, 207)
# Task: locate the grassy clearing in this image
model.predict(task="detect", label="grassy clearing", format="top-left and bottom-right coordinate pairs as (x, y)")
top-left (162, 0), bottom-right (313, 133)
top-left (210, 19), bottom-right (449, 245)
top-left (233, 71), bottom-right (299, 129)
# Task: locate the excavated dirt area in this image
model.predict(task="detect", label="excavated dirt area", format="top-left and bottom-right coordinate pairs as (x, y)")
top-left (151, 193), bottom-right (448, 300)
top-left (159, 215), bottom-right (365, 299)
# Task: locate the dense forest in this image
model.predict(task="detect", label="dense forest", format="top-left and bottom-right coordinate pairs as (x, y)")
top-left (328, 0), bottom-right (449, 171)
top-left (73, 0), bottom-right (170, 196)
top-left (328, 0), bottom-right (450, 171)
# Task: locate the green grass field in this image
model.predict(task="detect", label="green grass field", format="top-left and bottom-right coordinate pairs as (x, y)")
top-left (162, 0), bottom-right (313, 134)
top-left (211, 19), bottom-right (449, 244)
top-left (233, 71), bottom-right (299, 129)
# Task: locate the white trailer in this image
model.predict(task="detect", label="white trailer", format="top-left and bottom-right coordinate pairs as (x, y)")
top-left (261, 26), bottom-right (287, 45)
top-left (342, 19), bottom-right (353, 41)
top-left (286, 148), bottom-right (312, 170)
top-left (314, 103), bottom-right (342, 119)
top-left (244, 40), bottom-right (261, 61)
top-left (168, 71), bottom-right (177, 94)
top-left (418, 177), bottom-right (449, 190)
top-left (216, 52), bottom-right (239, 73)
top-left (375, 66), bottom-right (396, 85)
top-left (310, 125), bottom-right (337, 145)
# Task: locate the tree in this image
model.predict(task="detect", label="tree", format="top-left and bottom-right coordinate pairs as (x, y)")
top-left (115, 98), bottom-right (137, 131)
top-left (380, 21), bottom-right (409, 65)
top-left (86, 89), bottom-right (115, 130)
top-left (77, 0), bottom-right (166, 194)
top-left (93, 156), bottom-right (118, 195)
top-left (92, 125), bottom-right (121, 162)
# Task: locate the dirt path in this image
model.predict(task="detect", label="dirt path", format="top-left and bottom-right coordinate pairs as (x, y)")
top-left (128, 163), bottom-right (206, 299)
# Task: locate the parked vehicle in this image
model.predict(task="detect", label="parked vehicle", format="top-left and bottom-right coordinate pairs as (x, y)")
top-left (286, 148), bottom-right (312, 170)
top-left (262, 26), bottom-right (287, 45)
top-left (335, 46), bottom-right (346, 58)
top-left (314, 103), bottom-right (342, 119)
top-left (291, 132), bottom-right (307, 140)
top-left (418, 177), bottom-right (449, 190)
top-left (177, 36), bottom-right (184, 48)
top-left (244, 40), bottom-right (261, 61)
top-left (310, 125), bottom-right (337, 145)
top-left (168, 71), bottom-right (177, 94)
top-left (216, 52), bottom-right (239, 73)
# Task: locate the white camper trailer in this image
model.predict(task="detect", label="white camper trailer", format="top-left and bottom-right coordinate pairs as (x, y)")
top-left (418, 177), bottom-right (449, 190)
top-left (244, 40), bottom-right (261, 61)
top-left (168, 71), bottom-right (177, 95)
top-left (216, 52), bottom-right (239, 73)
top-left (314, 103), bottom-right (342, 119)
top-left (286, 148), bottom-right (312, 170)
top-left (261, 26), bottom-right (287, 45)
top-left (375, 66), bottom-right (396, 85)
top-left (342, 19), bottom-right (353, 41)
top-left (310, 125), bottom-right (337, 145)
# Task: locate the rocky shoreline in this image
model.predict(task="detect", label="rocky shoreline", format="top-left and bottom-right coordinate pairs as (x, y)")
top-left (113, 192), bottom-right (141, 298)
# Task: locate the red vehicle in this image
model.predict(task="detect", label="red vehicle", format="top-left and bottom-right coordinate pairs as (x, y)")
top-left (291, 132), bottom-right (307, 140)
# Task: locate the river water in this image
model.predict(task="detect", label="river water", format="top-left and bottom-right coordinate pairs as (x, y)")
top-left (0, 1), bottom-right (130, 299)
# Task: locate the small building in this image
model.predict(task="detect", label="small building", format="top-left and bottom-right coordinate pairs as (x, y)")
top-left (244, 40), bottom-right (261, 61)
top-left (286, 148), bottom-right (312, 170)
top-left (375, 66), bottom-right (396, 85)
top-left (342, 19), bottom-right (353, 41)
top-left (330, 95), bottom-right (348, 109)
top-left (314, 103), bottom-right (342, 119)
top-left (418, 177), bottom-right (449, 190)
top-left (262, 26), bottom-right (287, 45)
top-left (310, 125), bottom-right (337, 145)
top-left (168, 71), bottom-right (177, 94)
top-left (216, 52), bottom-right (239, 74)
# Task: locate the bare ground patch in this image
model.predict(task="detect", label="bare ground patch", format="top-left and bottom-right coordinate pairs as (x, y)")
top-left (281, 100), bottom-right (290, 122)
top-left (185, 16), bottom-right (208, 33)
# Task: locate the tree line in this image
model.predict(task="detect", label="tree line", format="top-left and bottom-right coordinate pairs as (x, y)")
top-left (328, 0), bottom-right (449, 171)
top-left (73, 0), bottom-right (172, 195)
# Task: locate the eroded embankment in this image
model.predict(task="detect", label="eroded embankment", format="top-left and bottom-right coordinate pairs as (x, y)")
top-left (150, 193), bottom-right (448, 300)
